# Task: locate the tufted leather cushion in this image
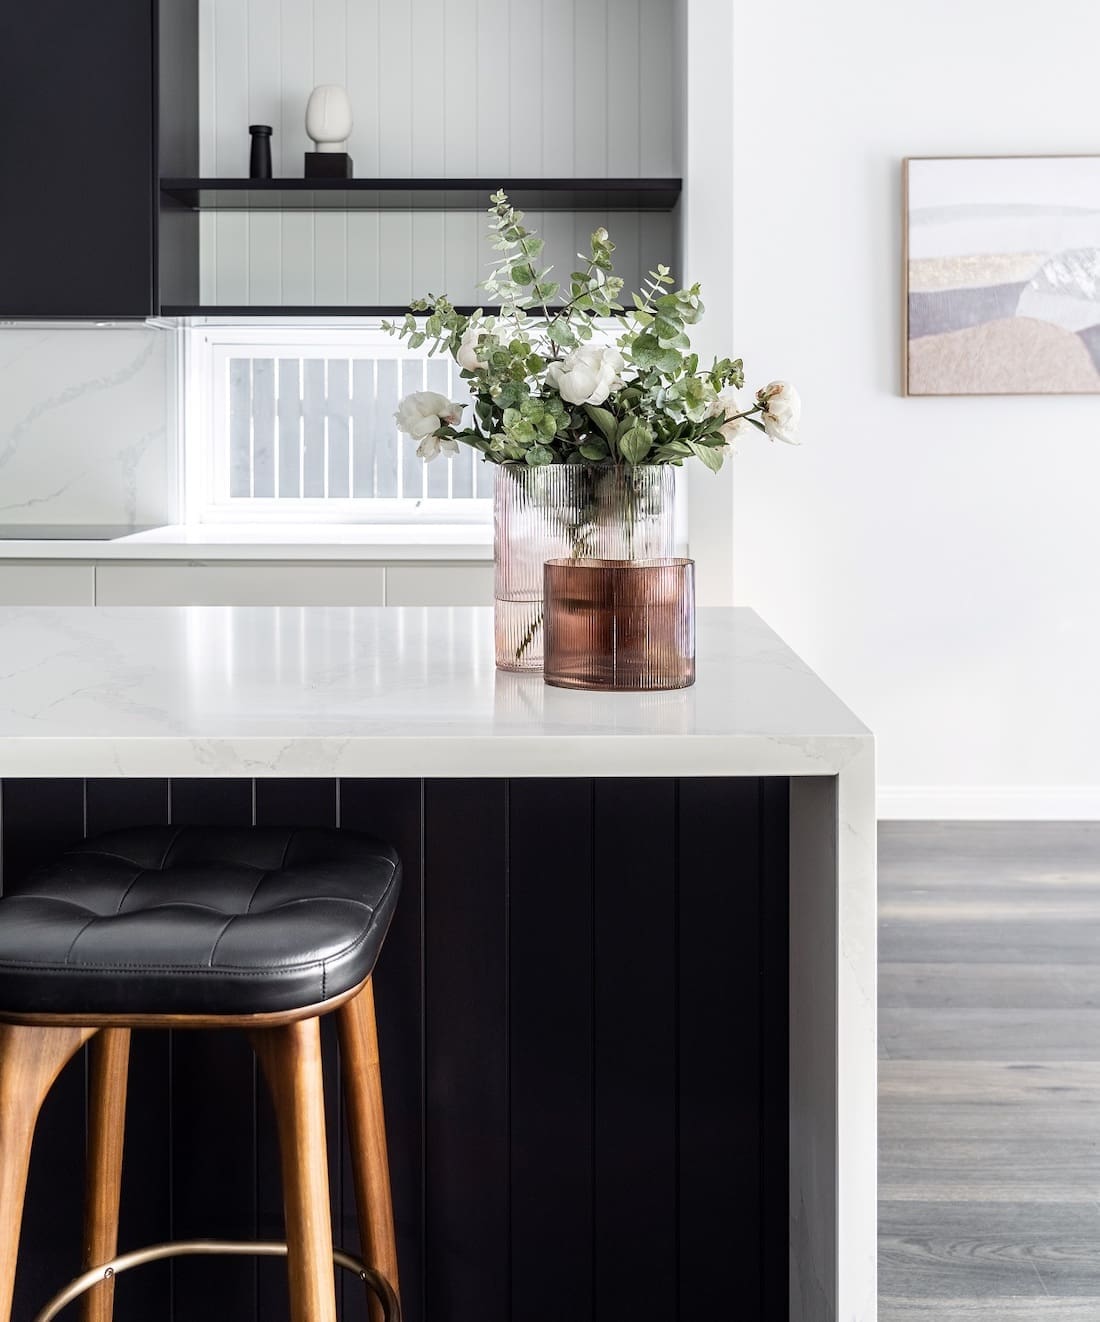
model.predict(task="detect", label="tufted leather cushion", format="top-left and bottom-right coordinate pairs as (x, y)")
top-left (0, 826), bottom-right (401, 1017)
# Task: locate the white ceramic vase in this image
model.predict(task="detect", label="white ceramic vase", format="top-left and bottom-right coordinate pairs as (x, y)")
top-left (305, 84), bottom-right (353, 152)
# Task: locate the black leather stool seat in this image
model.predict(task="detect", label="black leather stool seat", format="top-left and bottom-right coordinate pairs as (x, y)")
top-left (0, 826), bottom-right (401, 1016)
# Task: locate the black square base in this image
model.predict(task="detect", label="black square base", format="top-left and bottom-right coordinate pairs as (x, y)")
top-left (304, 152), bottom-right (353, 179)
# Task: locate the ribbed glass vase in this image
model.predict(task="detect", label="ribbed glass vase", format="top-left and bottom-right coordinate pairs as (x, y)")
top-left (543, 557), bottom-right (696, 691)
top-left (493, 464), bottom-right (677, 672)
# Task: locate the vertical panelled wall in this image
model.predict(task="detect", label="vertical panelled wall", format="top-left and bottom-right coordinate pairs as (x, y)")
top-left (0, 776), bottom-right (787, 1322)
top-left (198, 0), bottom-right (680, 306)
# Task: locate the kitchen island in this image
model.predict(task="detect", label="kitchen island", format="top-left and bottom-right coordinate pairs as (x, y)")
top-left (0, 605), bottom-right (875, 1322)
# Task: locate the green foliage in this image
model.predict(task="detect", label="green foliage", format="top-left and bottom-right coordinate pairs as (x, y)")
top-left (382, 191), bottom-right (781, 474)
top-left (583, 405), bottom-right (619, 445)
top-left (619, 422), bottom-right (654, 466)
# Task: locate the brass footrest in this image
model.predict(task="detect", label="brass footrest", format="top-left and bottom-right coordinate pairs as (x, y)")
top-left (33, 1239), bottom-right (400, 1322)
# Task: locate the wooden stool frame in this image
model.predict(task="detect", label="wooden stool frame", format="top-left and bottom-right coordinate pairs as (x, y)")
top-left (0, 976), bottom-right (399, 1322)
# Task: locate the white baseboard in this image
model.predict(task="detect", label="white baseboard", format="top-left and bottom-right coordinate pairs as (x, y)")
top-left (878, 785), bottom-right (1100, 821)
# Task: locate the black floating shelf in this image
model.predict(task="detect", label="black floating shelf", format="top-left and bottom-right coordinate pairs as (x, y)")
top-left (159, 177), bottom-right (681, 213)
top-left (160, 305), bottom-right (568, 318)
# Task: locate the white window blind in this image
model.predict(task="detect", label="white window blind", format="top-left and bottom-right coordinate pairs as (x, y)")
top-left (183, 325), bottom-right (492, 525)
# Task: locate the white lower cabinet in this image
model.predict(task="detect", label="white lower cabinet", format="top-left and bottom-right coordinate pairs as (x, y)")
top-left (385, 564), bottom-right (493, 606)
top-left (91, 561), bottom-right (493, 607)
top-left (95, 563), bottom-right (387, 606)
top-left (0, 560), bottom-right (494, 608)
top-left (0, 564), bottom-right (95, 604)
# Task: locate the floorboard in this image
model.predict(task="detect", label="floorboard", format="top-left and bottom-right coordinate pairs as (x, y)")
top-left (880, 822), bottom-right (1100, 1317)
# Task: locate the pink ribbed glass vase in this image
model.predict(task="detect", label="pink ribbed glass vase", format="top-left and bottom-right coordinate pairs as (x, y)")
top-left (493, 464), bottom-right (677, 672)
top-left (543, 557), bottom-right (696, 691)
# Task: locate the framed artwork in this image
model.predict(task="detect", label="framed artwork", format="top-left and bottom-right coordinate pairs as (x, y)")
top-left (904, 156), bottom-right (1100, 395)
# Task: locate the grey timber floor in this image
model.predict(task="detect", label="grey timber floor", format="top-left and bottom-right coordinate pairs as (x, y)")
top-left (879, 822), bottom-right (1100, 1318)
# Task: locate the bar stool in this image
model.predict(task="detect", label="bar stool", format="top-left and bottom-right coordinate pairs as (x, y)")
top-left (0, 825), bottom-right (403, 1322)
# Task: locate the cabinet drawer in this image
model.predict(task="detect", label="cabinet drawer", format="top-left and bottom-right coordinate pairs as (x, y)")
top-left (0, 565), bottom-right (95, 605)
top-left (386, 565), bottom-right (494, 606)
top-left (95, 563), bottom-right (385, 606)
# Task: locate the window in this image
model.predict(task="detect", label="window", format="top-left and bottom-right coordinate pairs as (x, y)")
top-left (181, 323), bottom-right (492, 527)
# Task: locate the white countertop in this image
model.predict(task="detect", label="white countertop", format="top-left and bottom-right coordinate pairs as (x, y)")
top-left (0, 606), bottom-right (869, 778)
top-left (0, 524), bottom-right (494, 561)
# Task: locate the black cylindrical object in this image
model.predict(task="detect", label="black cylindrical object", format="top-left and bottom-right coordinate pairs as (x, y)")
top-left (249, 125), bottom-right (273, 179)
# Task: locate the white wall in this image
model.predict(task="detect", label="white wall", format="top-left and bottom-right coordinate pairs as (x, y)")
top-left (199, 0), bottom-right (679, 306)
top-left (679, 0), bottom-right (733, 606)
top-left (729, 0), bottom-right (1100, 818)
top-left (0, 328), bottom-right (176, 526)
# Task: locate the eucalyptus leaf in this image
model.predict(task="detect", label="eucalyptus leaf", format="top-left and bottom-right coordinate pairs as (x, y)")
top-left (630, 333), bottom-right (663, 368)
top-left (547, 320), bottom-right (577, 347)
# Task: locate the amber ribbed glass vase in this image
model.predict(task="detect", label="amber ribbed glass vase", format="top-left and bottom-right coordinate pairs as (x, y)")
top-left (542, 557), bottom-right (696, 691)
top-left (493, 465), bottom-right (676, 672)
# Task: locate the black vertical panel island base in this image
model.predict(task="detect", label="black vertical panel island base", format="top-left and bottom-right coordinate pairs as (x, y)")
top-left (0, 775), bottom-right (788, 1322)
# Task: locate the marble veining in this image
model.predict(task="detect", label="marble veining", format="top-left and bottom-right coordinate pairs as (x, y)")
top-left (0, 330), bottom-right (174, 527)
top-left (0, 335), bottom-right (157, 470)
top-left (0, 606), bottom-right (870, 779)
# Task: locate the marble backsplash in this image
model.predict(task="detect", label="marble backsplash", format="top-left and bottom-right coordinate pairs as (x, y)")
top-left (0, 327), bottom-right (176, 527)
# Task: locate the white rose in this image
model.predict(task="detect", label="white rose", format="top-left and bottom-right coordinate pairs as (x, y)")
top-left (416, 434), bottom-right (460, 462)
top-left (456, 326), bottom-right (487, 372)
top-left (393, 390), bottom-right (465, 442)
top-left (546, 344), bottom-right (625, 406)
top-left (758, 381), bottom-right (801, 445)
top-left (709, 387), bottom-right (755, 451)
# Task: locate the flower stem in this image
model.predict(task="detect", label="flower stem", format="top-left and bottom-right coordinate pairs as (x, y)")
top-left (513, 603), bottom-right (544, 663)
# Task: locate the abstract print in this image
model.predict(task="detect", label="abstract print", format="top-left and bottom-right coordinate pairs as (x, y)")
top-left (905, 157), bottom-right (1100, 394)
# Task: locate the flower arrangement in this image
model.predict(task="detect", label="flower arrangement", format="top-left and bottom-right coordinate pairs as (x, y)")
top-left (385, 191), bottom-right (800, 469)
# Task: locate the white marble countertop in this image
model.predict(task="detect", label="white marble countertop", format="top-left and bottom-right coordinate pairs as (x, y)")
top-left (0, 523), bottom-right (494, 561)
top-left (0, 605), bottom-right (869, 778)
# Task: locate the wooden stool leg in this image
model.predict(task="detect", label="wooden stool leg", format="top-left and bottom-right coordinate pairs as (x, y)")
top-left (336, 979), bottom-right (399, 1322)
top-left (251, 1018), bottom-right (338, 1322)
top-left (81, 1028), bottom-right (131, 1322)
top-left (0, 1024), bottom-right (95, 1322)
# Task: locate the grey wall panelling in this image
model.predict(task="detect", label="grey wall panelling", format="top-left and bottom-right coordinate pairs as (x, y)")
top-left (198, 0), bottom-right (681, 307)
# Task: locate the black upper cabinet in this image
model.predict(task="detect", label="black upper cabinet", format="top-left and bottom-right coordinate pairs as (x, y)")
top-left (0, 0), bottom-right (155, 318)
